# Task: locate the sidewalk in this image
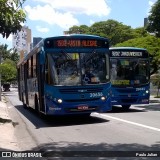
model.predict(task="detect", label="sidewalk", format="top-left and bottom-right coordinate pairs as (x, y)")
top-left (150, 95), bottom-right (160, 103)
top-left (0, 96), bottom-right (20, 151)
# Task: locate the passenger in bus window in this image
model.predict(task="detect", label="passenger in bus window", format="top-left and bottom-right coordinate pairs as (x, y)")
top-left (82, 67), bottom-right (95, 84)
top-left (111, 64), bottom-right (117, 80)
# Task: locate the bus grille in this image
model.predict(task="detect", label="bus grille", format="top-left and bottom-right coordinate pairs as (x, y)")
top-left (64, 98), bottom-right (99, 102)
top-left (121, 99), bottom-right (137, 103)
top-left (119, 94), bottom-right (138, 97)
top-left (116, 89), bottom-right (138, 93)
top-left (59, 87), bottom-right (103, 94)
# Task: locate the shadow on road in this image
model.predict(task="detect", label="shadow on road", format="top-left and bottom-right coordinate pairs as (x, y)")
top-left (108, 103), bottom-right (160, 113)
top-left (14, 105), bottom-right (109, 129)
top-left (108, 106), bottom-right (145, 113)
top-left (29, 141), bottom-right (160, 160)
top-left (1, 141), bottom-right (160, 159)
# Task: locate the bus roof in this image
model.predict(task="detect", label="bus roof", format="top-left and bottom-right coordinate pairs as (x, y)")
top-left (109, 47), bottom-right (147, 51)
top-left (109, 47), bottom-right (149, 58)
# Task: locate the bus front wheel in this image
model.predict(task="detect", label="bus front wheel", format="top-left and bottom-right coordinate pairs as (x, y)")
top-left (122, 105), bottom-right (131, 110)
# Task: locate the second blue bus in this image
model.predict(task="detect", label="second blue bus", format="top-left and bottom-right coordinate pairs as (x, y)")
top-left (110, 47), bottom-right (150, 110)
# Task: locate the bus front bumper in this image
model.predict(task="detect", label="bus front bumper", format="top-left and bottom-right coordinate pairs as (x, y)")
top-left (45, 97), bottom-right (112, 115)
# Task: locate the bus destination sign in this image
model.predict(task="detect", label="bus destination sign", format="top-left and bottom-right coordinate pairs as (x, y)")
top-left (45, 39), bottom-right (108, 48)
top-left (111, 51), bottom-right (143, 57)
top-left (56, 39), bottom-right (97, 47)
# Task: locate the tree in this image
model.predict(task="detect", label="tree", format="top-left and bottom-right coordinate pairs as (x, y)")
top-left (10, 49), bottom-right (20, 64)
top-left (0, 44), bottom-right (19, 83)
top-left (0, 44), bottom-right (19, 63)
top-left (132, 27), bottom-right (149, 38)
top-left (0, 59), bottom-right (17, 83)
top-left (0, 0), bottom-right (26, 38)
top-left (0, 44), bottom-right (10, 60)
top-left (67, 20), bottom-right (149, 46)
top-left (115, 35), bottom-right (160, 75)
top-left (150, 74), bottom-right (160, 97)
top-left (67, 25), bottom-right (90, 34)
top-left (146, 0), bottom-right (160, 37)
top-left (89, 19), bottom-right (136, 46)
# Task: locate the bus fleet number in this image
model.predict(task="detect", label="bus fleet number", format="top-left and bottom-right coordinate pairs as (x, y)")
top-left (90, 92), bottom-right (103, 97)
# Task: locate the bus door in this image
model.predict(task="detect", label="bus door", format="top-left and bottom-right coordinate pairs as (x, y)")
top-left (37, 52), bottom-right (45, 112)
top-left (24, 63), bottom-right (29, 106)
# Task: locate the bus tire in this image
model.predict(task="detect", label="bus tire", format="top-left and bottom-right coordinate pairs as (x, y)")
top-left (122, 105), bottom-right (131, 110)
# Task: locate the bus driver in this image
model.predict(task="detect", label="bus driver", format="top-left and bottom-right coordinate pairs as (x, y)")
top-left (82, 67), bottom-right (97, 84)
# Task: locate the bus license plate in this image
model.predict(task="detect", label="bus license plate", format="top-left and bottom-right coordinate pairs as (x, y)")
top-left (78, 106), bottom-right (89, 110)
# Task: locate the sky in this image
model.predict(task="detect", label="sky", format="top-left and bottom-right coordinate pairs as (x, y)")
top-left (0, 0), bottom-right (157, 49)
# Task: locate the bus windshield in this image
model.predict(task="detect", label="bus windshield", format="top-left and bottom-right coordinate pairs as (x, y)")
top-left (110, 58), bottom-right (149, 86)
top-left (45, 51), bottom-right (109, 86)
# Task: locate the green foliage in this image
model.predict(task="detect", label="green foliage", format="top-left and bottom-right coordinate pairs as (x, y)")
top-left (89, 19), bottom-right (136, 46)
top-left (0, 44), bottom-right (19, 83)
top-left (10, 49), bottom-right (20, 64)
top-left (0, 44), bottom-right (19, 63)
top-left (151, 74), bottom-right (160, 86)
top-left (146, 0), bottom-right (160, 37)
top-left (67, 19), bottom-right (150, 46)
top-left (67, 25), bottom-right (90, 34)
top-left (115, 35), bottom-right (160, 74)
top-left (150, 74), bottom-right (160, 97)
top-left (0, 59), bottom-right (17, 83)
top-left (0, 0), bottom-right (26, 38)
top-left (0, 44), bottom-right (10, 60)
top-left (132, 27), bottom-right (149, 38)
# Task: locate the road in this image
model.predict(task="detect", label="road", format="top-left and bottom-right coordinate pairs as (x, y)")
top-left (2, 88), bottom-right (160, 160)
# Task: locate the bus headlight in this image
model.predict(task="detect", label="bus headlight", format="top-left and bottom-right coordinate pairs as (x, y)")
top-left (101, 96), bottom-right (106, 101)
top-left (57, 99), bottom-right (63, 103)
top-left (146, 90), bottom-right (149, 94)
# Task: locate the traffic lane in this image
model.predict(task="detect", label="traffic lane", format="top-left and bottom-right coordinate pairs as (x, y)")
top-left (5, 91), bottom-right (160, 152)
top-left (6, 89), bottom-right (160, 130)
top-left (12, 105), bottom-right (160, 151)
top-left (13, 109), bottom-right (160, 152)
top-left (106, 104), bottom-right (160, 129)
top-left (28, 113), bottom-right (160, 160)
top-left (7, 107), bottom-right (160, 160)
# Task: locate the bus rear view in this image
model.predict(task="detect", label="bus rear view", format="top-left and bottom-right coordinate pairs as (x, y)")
top-left (110, 47), bottom-right (150, 110)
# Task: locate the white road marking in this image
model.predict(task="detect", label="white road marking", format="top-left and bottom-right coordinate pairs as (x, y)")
top-left (94, 113), bottom-right (160, 132)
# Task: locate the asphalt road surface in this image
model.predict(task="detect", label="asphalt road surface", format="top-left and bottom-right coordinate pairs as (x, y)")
top-left (2, 88), bottom-right (160, 160)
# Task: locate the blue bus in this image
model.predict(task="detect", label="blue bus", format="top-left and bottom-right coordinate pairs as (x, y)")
top-left (110, 47), bottom-right (150, 110)
top-left (17, 34), bottom-right (111, 116)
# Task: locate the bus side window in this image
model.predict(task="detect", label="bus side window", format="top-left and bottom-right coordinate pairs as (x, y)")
top-left (45, 55), bottom-right (54, 85)
top-left (45, 55), bottom-right (49, 83)
top-left (33, 54), bottom-right (37, 77)
top-left (27, 60), bottom-right (29, 78)
top-left (27, 58), bottom-right (32, 78)
top-left (31, 56), bottom-right (33, 78)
